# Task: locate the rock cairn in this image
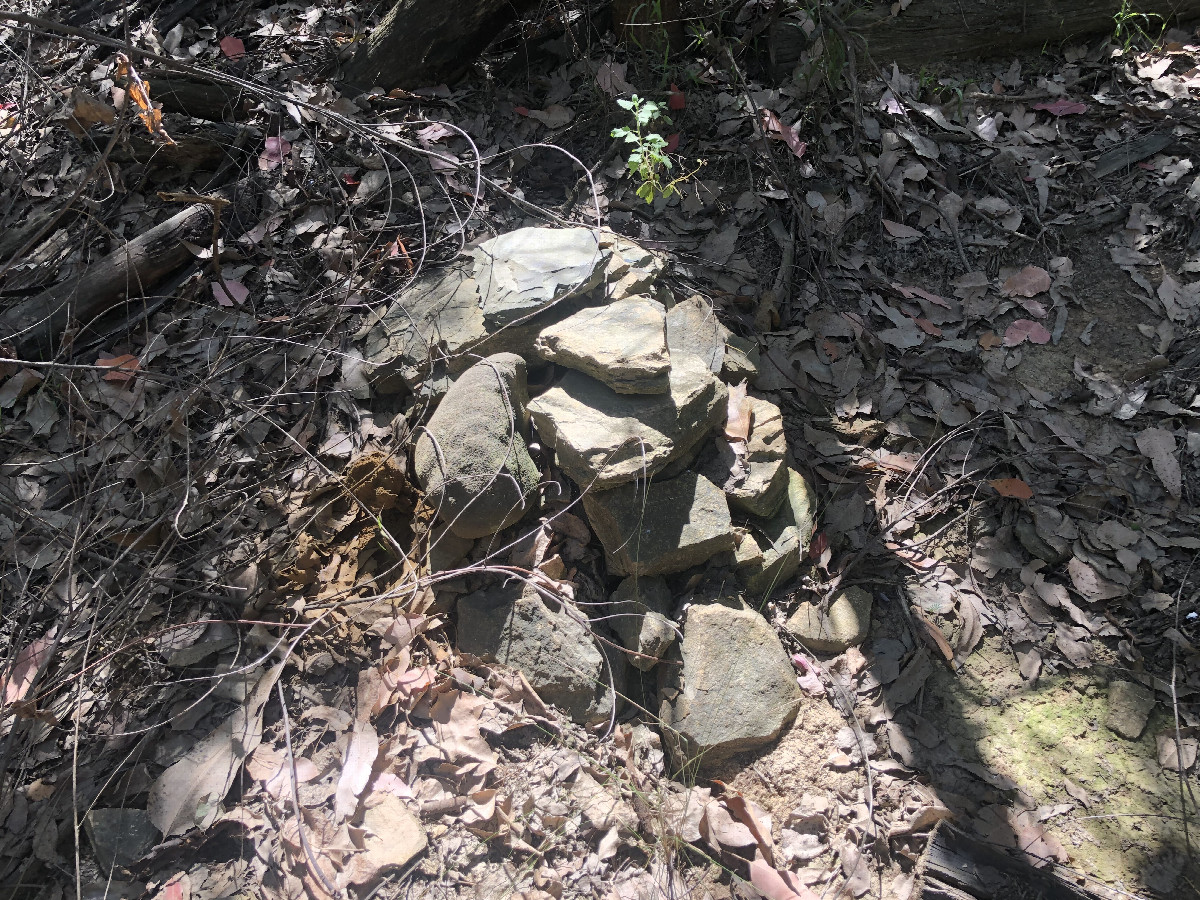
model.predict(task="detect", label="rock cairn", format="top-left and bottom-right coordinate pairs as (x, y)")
top-left (366, 227), bottom-right (828, 768)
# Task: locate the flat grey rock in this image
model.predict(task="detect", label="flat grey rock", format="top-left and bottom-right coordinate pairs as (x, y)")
top-left (583, 473), bottom-right (734, 576)
top-left (658, 598), bottom-right (802, 769)
top-left (529, 353), bottom-right (726, 488)
top-left (85, 808), bottom-right (158, 870)
top-left (1106, 680), bottom-right (1154, 740)
top-left (457, 580), bottom-right (621, 725)
top-left (535, 298), bottom-right (670, 394)
top-left (666, 295), bottom-right (726, 374)
top-left (363, 262), bottom-right (485, 393)
top-left (740, 468), bottom-right (817, 596)
top-left (609, 575), bottom-right (677, 671)
top-left (473, 227), bottom-right (607, 329)
top-left (413, 353), bottom-right (540, 539)
top-left (701, 395), bottom-right (789, 518)
top-left (785, 586), bottom-right (873, 653)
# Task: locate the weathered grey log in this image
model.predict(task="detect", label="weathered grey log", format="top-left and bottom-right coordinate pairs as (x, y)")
top-left (845, 0), bottom-right (1200, 68)
top-left (0, 184), bottom-right (257, 358)
top-left (146, 70), bottom-right (250, 122)
top-left (917, 822), bottom-right (1106, 900)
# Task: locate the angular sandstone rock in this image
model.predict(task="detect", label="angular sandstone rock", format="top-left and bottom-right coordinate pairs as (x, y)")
top-left (412, 353), bottom-right (540, 539)
top-left (583, 473), bottom-right (734, 576)
top-left (666, 295), bottom-right (726, 373)
top-left (786, 586), bottom-right (873, 653)
top-left (457, 580), bottom-right (621, 725)
top-left (529, 353), bottom-right (726, 488)
top-left (608, 575), bottom-right (677, 670)
top-left (658, 599), bottom-right (802, 768)
top-left (534, 298), bottom-right (670, 394)
top-left (740, 468), bottom-right (817, 596)
top-left (1106, 680), bottom-right (1154, 740)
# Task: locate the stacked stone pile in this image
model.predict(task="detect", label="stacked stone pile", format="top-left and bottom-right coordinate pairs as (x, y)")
top-left (365, 226), bottom-right (857, 768)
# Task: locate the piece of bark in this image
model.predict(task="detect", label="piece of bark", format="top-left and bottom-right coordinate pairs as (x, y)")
top-left (0, 183), bottom-right (258, 358)
top-left (844, 0), bottom-right (1200, 68)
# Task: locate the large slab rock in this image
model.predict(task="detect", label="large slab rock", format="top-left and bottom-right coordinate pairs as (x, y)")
top-left (473, 227), bottom-right (607, 328)
top-left (583, 473), bottom-right (734, 576)
top-left (701, 395), bottom-right (788, 518)
top-left (739, 468), bottom-right (817, 596)
top-left (412, 353), bottom-right (540, 539)
top-left (529, 353), bottom-right (727, 488)
top-left (363, 229), bottom-right (614, 395)
top-left (362, 262), bottom-right (484, 393)
top-left (457, 580), bottom-right (621, 725)
top-left (534, 298), bottom-right (670, 394)
top-left (609, 575), bottom-right (677, 671)
top-left (658, 599), bottom-right (803, 768)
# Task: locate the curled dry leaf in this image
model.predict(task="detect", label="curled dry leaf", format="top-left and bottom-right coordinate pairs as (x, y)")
top-left (882, 219), bottom-right (922, 239)
top-left (910, 606), bottom-right (955, 665)
top-left (759, 109), bottom-right (807, 160)
top-left (259, 136), bottom-right (291, 172)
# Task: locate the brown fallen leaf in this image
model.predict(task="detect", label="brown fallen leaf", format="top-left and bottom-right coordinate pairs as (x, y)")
top-left (333, 721), bottom-right (379, 822)
top-left (989, 478), bottom-right (1033, 500)
top-left (1003, 319), bottom-right (1051, 346)
top-left (1001, 265), bottom-right (1051, 297)
top-left (2, 627), bottom-right (56, 705)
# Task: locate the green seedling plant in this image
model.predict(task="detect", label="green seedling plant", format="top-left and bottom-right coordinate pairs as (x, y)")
top-left (612, 94), bottom-right (675, 203)
top-left (1112, 0), bottom-right (1164, 52)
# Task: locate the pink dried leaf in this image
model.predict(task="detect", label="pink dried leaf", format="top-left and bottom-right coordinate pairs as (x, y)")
top-left (1003, 319), bottom-right (1051, 346)
top-left (258, 136), bottom-right (290, 172)
top-left (219, 36), bottom-right (245, 59)
top-left (3, 628), bottom-right (56, 705)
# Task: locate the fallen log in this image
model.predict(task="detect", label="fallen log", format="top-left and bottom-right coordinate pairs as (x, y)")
top-left (917, 822), bottom-right (1109, 900)
top-left (0, 183), bottom-right (258, 359)
top-left (145, 70), bottom-right (251, 122)
top-left (844, 0), bottom-right (1200, 70)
